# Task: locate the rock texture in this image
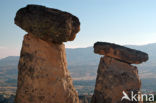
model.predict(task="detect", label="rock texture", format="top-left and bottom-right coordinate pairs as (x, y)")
top-left (94, 42), bottom-right (148, 64)
top-left (15, 5), bottom-right (80, 44)
top-left (15, 5), bottom-right (80, 103)
top-left (15, 34), bottom-right (79, 103)
top-left (92, 42), bottom-right (148, 103)
top-left (91, 56), bottom-right (141, 103)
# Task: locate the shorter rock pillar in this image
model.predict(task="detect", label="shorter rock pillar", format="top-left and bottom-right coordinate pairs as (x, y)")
top-left (91, 42), bottom-right (148, 103)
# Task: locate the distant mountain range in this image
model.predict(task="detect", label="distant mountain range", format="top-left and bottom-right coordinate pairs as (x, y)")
top-left (0, 43), bottom-right (156, 93)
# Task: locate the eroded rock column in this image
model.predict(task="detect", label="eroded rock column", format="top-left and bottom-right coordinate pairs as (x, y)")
top-left (91, 42), bottom-right (148, 103)
top-left (14, 5), bottom-right (80, 103)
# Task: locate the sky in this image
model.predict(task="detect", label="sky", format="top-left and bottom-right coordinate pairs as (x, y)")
top-left (0, 0), bottom-right (156, 58)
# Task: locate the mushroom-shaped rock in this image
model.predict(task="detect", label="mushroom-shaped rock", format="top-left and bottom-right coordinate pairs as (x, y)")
top-left (15, 5), bottom-right (80, 44)
top-left (14, 5), bottom-right (80, 103)
top-left (94, 42), bottom-right (148, 64)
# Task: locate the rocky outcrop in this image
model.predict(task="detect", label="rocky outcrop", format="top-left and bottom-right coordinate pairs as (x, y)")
top-left (92, 42), bottom-right (148, 103)
top-left (94, 42), bottom-right (148, 64)
top-left (15, 5), bottom-right (80, 103)
top-left (15, 5), bottom-right (80, 44)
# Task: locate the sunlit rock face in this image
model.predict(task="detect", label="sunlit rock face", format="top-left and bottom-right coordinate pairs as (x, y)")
top-left (15, 34), bottom-right (79, 103)
top-left (91, 56), bottom-right (141, 103)
top-left (92, 42), bottom-right (148, 103)
top-left (15, 4), bottom-right (80, 103)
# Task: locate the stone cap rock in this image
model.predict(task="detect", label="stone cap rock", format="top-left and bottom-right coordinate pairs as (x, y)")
top-left (94, 42), bottom-right (148, 64)
top-left (15, 4), bottom-right (80, 44)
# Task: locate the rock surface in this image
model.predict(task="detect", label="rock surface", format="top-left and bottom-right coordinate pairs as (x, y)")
top-left (91, 56), bottom-right (141, 103)
top-left (15, 5), bottom-right (80, 44)
top-left (15, 34), bottom-right (79, 103)
top-left (94, 42), bottom-right (148, 64)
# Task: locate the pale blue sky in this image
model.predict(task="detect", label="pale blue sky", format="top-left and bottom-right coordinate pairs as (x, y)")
top-left (0, 0), bottom-right (156, 58)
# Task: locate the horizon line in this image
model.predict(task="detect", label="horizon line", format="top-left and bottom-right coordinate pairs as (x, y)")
top-left (66, 42), bottom-right (156, 49)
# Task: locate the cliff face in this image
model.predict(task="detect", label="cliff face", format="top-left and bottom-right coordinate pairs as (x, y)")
top-left (91, 42), bottom-right (148, 103)
top-left (14, 5), bottom-right (80, 103)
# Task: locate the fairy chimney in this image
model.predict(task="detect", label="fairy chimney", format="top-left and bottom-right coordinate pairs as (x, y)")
top-left (91, 42), bottom-right (148, 103)
top-left (14, 5), bottom-right (80, 103)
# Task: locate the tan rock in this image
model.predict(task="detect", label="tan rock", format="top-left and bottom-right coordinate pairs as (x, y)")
top-left (91, 56), bottom-right (141, 103)
top-left (15, 34), bottom-right (79, 103)
top-left (94, 42), bottom-right (148, 64)
top-left (15, 5), bottom-right (80, 44)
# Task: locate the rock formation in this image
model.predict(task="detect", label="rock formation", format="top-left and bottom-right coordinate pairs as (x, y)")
top-left (94, 42), bottom-right (148, 64)
top-left (91, 42), bottom-right (148, 103)
top-left (15, 4), bottom-right (80, 44)
top-left (14, 5), bottom-right (80, 103)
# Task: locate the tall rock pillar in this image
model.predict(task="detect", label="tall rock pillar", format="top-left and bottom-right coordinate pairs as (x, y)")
top-left (14, 5), bottom-right (80, 103)
top-left (91, 42), bottom-right (148, 103)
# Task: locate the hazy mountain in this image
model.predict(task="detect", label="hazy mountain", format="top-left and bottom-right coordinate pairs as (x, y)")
top-left (66, 43), bottom-right (156, 79)
top-left (0, 43), bottom-right (156, 93)
top-left (1, 43), bottom-right (156, 67)
top-left (0, 56), bottom-right (19, 66)
top-left (66, 47), bottom-right (100, 66)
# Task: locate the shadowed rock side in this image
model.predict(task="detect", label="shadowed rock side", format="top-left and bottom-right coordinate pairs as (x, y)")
top-left (91, 56), bottom-right (141, 103)
top-left (15, 34), bottom-right (79, 103)
top-left (94, 42), bottom-right (148, 64)
top-left (15, 5), bottom-right (80, 44)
